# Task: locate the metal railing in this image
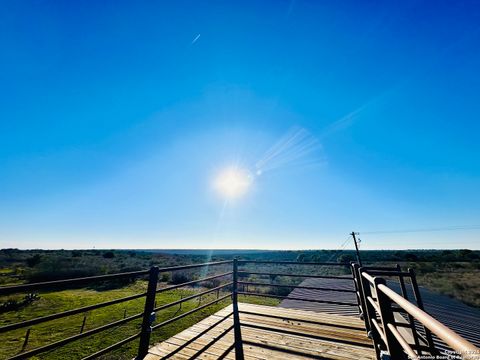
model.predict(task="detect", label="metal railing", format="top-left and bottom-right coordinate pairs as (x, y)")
top-left (354, 264), bottom-right (480, 360)
top-left (3, 258), bottom-right (479, 360)
top-left (236, 260), bottom-right (358, 307)
top-left (0, 260), bottom-right (236, 360)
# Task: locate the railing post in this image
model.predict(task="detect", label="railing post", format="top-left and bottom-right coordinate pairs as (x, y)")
top-left (408, 268), bottom-right (437, 355)
top-left (375, 277), bottom-right (406, 360)
top-left (80, 314), bottom-right (87, 333)
top-left (21, 328), bottom-right (31, 351)
top-left (351, 263), bottom-right (366, 319)
top-left (360, 269), bottom-right (382, 360)
top-left (137, 266), bottom-right (159, 360)
top-left (395, 265), bottom-right (421, 355)
top-left (232, 258), bottom-right (245, 360)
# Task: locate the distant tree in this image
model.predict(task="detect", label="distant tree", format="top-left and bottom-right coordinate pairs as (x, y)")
top-left (393, 251), bottom-right (403, 260)
top-left (337, 254), bottom-right (354, 264)
top-left (26, 254), bottom-right (41, 267)
top-left (296, 254), bottom-right (306, 262)
top-left (459, 249), bottom-right (472, 258)
top-left (404, 253), bottom-right (418, 261)
top-left (71, 251), bottom-right (83, 257)
top-left (103, 251), bottom-right (115, 259)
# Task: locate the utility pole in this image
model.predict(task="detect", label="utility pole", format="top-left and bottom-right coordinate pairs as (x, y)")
top-left (351, 231), bottom-right (362, 266)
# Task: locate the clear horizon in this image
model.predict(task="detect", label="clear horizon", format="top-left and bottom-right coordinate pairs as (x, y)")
top-left (1, 1), bottom-right (480, 250)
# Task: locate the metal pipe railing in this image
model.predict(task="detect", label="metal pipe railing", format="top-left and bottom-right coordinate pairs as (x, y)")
top-left (378, 284), bottom-right (479, 360)
top-left (7, 311), bottom-right (145, 360)
top-left (354, 265), bottom-right (480, 360)
top-left (1, 260), bottom-right (234, 360)
top-left (387, 323), bottom-right (418, 360)
top-left (7, 258), bottom-right (477, 360)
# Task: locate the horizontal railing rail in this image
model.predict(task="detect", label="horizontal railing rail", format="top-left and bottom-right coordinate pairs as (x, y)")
top-left (0, 269), bottom-right (150, 296)
top-left (237, 281), bottom-right (356, 293)
top-left (238, 271), bottom-right (353, 280)
top-left (238, 291), bottom-right (358, 306)
top-left (238, 260), bottom-right (350, 266)
top-left (0, 260), bottom-right (234, 360)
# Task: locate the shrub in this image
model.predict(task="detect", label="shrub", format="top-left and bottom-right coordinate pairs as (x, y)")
top-left (203, 278), bottom-right (221, 289)
top-left (171, 272), bottom-right (194, 284)
top-left (160, 273), bottom-right (171, 282)
top-left (103, 251), bottom-right (115, 259)
top-left (268, 285), bottom-right (291, 297)
top-left (0, 293), bottom-right (40, 313)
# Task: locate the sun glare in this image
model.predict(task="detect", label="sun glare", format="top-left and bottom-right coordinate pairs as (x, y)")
top-left (214, 166), bottom-right (253, 200)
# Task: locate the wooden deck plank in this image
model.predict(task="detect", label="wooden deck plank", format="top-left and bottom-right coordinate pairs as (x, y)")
top-left (174, 320), bottom-right (373, 360)
top-left (147, 303), bottom-right (375, 360)
top-left (236, 303), bottom-right (366, 328)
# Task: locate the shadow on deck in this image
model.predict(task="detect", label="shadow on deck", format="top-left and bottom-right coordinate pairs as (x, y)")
top-left (146, 303), bottom-right (375, 360)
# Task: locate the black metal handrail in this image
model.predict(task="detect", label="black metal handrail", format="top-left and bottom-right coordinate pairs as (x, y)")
top-left (0, 260), bottom-right (234, 360)
top-left (238, 271), bottom-right (353, 280)
top-left (0, 269), bottom-right (150, 296)
top-left (237, 281), bottom-right (356, 293)
top-left (238, 260), bottom-right (349, 266)
top-left (238, 291), bottom-right (358, 306)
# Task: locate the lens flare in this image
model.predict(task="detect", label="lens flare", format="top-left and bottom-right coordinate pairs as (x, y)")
top-left (214, 166), bottom-right (253, 200)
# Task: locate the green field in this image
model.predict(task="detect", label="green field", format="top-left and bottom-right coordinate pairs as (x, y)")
top-left (0, 280), bottom-right (278, 360)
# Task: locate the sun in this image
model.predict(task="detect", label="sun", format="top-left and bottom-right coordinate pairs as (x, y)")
top-left (214, 166), bottom-right (253, 200)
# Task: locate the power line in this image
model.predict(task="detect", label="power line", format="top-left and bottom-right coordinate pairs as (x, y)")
top-left (360, 225), bottom-right (480, 235)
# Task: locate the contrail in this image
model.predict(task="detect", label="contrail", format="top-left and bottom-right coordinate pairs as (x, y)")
top-left (191, 33), bottom-right (201, 45)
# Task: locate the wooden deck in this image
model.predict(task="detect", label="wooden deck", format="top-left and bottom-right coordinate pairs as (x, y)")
top-left (146, 303), bottom-right (375, 359)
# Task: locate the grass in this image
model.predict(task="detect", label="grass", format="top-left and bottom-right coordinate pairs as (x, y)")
top-left (417, 269), bottom-right (480, 308)
top-left (365, 261), bottom-right (480, 308)
top-left (0, 282), bottom-right (279, 360)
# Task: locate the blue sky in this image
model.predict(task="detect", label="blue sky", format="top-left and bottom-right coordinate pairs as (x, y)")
top-left (1, 0), bottom-right (480, 250)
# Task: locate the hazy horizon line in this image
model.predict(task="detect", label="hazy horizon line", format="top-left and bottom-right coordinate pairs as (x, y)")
top-left (3, 247), bottom-right (478, 251)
